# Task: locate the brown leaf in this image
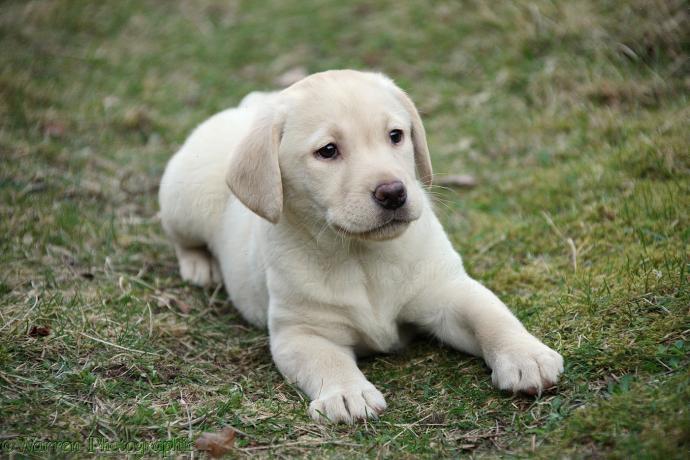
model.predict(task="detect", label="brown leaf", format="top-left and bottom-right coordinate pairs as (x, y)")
top-left (195, 427), bottom-right (236, 458)
top-left (175, 298), bottom-right (192, 314)
top-left (29, 325), bottom-right (51, 337)
top-left (598, 205), bottom-right (617, 221)
top-left (43, 121), bottom-right (66, 138)
top-left (121, 107), bottom-right (153, 132)
top-left (434, 174), bottom-right (478, 189)
top-left (155, 294), bottom-right (192, 313)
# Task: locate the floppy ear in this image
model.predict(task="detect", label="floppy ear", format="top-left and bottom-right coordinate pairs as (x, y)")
top-left (226, 108), bottom-right (284, 223)
top-left (394, 89), bottom-right (433, 186)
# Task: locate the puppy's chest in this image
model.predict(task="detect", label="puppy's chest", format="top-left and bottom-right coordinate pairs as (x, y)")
top-left (319, 255), bottom-right (419, 353)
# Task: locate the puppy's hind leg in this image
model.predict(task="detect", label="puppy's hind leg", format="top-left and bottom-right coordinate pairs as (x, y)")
top-left (174, 245), bottom-right (222, 287)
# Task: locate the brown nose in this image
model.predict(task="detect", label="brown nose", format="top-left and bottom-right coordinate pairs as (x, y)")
top-left (373, 181), bottom-right (407, 210)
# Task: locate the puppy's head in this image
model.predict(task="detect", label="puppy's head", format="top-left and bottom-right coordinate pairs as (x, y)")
top-left (227, 70), bottom-right (432, 241)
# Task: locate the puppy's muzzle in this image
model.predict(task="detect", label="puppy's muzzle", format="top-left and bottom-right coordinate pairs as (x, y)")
top-left (373, 181), bottom-right (407, 210)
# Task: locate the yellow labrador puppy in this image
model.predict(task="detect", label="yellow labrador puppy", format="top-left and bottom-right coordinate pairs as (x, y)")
top-left (159, 70), bottom-right (563, 424)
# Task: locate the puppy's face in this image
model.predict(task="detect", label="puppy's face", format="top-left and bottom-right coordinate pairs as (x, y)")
top-left (227, 70), bottom-right (432, 241)
top-left (278, 73), bottom-right (427, 240)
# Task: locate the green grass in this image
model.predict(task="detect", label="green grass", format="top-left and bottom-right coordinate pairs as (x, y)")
top-left (1, 0), bottom-right (688, 457)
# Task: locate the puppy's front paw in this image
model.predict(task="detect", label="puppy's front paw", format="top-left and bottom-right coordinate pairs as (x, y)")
top-left (308, 385), bottom-right (386, 424)
top-left (490, 339), bottom-right (564, 395)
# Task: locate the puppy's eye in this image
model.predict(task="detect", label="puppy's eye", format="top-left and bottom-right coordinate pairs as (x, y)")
top-left (315, 143), bottom-right (339, 159)
top-left (389, 129), bottom-right (404, 145)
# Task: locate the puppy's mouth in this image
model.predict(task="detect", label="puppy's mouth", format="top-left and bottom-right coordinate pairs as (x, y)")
top-left (332, 218), bottom-right (413, 241)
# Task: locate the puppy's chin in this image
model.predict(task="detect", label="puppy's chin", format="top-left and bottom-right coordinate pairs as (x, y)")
top-left (332, 219), bottom-right (411, 241)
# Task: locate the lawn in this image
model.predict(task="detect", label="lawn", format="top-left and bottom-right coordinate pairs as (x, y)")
top-left (1, 0), bottom-right (688, 457)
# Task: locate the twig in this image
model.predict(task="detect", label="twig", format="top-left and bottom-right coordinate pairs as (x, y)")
top-left (656, 358), bottom-right (673, 372)
top-left (238, 440), bottom-right (362, 452)
top-left (208, 283), bottom-right (223, 307)
top-left (477, 234), bottom-right (507, 256)
top-left (541, 212), bottom-right (577, 272)
top-left (0, 295), bottom-right (39, 333)
top-left (145, 302), bottom-right (153, 338)
top-left (181, 393), bottom-right (194, 460)
top-left (79, 332), bottom-right (159, 356)
top-left (381, 413), bottom-right (435, 449)
top-left (433, 174), bottom-right (478, 189)
top-left (566, 237), bottom-right (577, 272)
top-left (541, 211), bottom-right (565, 239)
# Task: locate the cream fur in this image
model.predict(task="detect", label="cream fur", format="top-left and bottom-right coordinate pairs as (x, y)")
top-left (158, 70), bottom-right (564, 424)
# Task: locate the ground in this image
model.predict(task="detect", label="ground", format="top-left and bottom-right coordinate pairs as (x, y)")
top-left (1, 0), bottom-right (688, 458)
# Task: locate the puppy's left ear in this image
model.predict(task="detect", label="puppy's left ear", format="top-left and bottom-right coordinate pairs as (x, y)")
top-left (226, 107), bottom-right (285, 223)
top-left (392, 88), bottom-right (433, 186)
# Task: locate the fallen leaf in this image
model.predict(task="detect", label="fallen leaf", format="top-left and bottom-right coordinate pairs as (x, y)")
top-left (19, 181), bottom-right (48, 197)
top-left (175, 298), bottom-right (192, 314)
top-left (434, 174), bottom-right (477, 189)
top-left (195, 427), bottom-right (236, 458)
top-left (29, 325), bottom-right (51, 337)
top-left (43, 121), bottom-right (66, 138)
top-left (157, 294), bottom-right (192, 314)
top-left (121, 107), bottom-right (153, 132)
top-left (598, 205), bottom-right (617, 221)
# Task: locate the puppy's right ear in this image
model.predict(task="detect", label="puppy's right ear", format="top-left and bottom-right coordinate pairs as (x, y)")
top-left (226, 108), bottom-right (285, 224)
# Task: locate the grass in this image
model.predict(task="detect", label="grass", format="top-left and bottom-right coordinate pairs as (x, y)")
top-left (0, 0), bottom-right (688, 457)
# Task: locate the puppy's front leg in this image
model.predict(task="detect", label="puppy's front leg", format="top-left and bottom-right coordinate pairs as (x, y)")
top-left (409, 276), bottom-right (563, 395)
top-left (270, 326), bottom-right (386, 423)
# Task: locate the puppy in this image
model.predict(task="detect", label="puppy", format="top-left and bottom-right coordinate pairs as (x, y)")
top-left (159, 70), bottom-right (563, 424)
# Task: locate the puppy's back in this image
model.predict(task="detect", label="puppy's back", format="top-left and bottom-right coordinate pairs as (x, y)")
top-left (159, 105), bottom-right (258, 247)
